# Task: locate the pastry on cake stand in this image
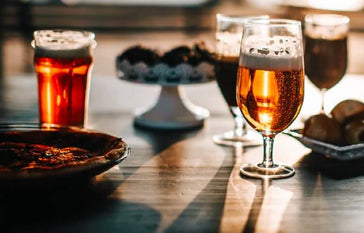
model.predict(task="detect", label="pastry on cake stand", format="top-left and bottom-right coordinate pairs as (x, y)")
top-left (116, 44), bottom-right (215, 130)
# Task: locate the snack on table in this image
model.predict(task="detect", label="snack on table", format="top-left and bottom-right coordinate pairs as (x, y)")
top-left (0, 128), bottom-right (128, 174)
top-left (303, 113), bottom-right (343, 145)
top-left (161, 46), bottom-right (192, 66)
top-left (345, 118), bottom-right (364, 145)
top-left (116, 45), bottom-right (160, 66)
top-left (331, 99), bottom-right (364, 124)
top-left (116, 42), bottom-right (216, 85)
top-left (303, 99), bottom-right (364, 146)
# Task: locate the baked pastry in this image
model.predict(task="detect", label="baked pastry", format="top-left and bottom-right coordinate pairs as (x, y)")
top-left (303, 113), bottom-right (343, 145)
top-left (117, 45), bottom-right (160, 66)
top-left (116, 43), bottom-right (216, 84)
top-left (0, 128), bottom-right (128, 174)
top-left (118, 43), bottom-right (215, 67)
top-left (161, 46), bottom-right (192, 66)
top-left (190, 42), bottom-right (216, 65)
top-left (303, 99), bottom-right (364, 146)
top-left (344, 118), bottom-right (364, 145)
top-left (330, 99), bottom-right (364, 124)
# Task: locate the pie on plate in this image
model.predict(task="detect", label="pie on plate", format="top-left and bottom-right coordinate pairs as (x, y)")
top-left (0, 125), bottom-right (130, 188)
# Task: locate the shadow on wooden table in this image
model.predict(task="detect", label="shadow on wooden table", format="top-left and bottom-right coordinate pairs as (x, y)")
top-left (165, 147), bottom-right (235, 232)
top-left (133, 126), bottom-right (202, 155)
top-left (297, 152), bottom-right (364, 180)
top-left (1, 182), bottom-right (162, 233)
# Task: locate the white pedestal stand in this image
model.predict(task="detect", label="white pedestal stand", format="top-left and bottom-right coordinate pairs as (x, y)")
top-left (134, 86), bottom-right (209, 130)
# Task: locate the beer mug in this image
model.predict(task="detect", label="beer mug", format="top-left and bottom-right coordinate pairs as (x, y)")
top-left (32, 30), bottom-right (96, 128)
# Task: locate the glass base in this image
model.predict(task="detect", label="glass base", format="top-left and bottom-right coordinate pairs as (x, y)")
top-left (240, 163), bottom-right (295, 179)
top-left (213, 130), bottom-right (262, 147)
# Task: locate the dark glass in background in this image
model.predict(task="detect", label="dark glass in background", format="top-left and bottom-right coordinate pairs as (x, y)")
top-left (213, 14), bottom-right (266, 147)
top-left (304, 14), bottom-right (350, 113)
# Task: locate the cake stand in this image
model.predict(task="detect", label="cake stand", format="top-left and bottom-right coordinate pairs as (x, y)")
top-left (117, 60), bottom-right (215, 130)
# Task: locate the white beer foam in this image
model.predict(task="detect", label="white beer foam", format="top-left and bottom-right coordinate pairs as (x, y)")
top-left (216, 32), bottom-right (241, 56)
top-left (305, 25), bottom-right (348, 40)
top-left (34, 30), bottom-right (95, 58)
top-left (305, 14), bottom-right (349, 40)
top-left (240, 35), bottom-right (303, 71)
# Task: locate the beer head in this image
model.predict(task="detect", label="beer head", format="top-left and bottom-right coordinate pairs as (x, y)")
top-left (32, 30), bottom-right (96, 58)
top-left (215, 14), bottom-right (269, 57)
top-left (240, 19), bottom-right (304, 71)
top-left (304, 14), bottom-right (350, 40)
top-left (240, 35), bottom-right (303, 71)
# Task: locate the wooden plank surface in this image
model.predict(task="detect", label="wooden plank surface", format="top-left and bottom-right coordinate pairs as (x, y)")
top-left (1, 70), bottom-right (364, 233)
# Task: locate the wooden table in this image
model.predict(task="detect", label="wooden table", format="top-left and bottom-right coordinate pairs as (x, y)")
top-left (1, 71), bottom-right (364, 233)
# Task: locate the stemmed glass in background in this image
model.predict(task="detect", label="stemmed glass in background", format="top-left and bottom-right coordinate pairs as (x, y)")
top-left (213, 14), bottom-right (266, 147)
top-left (237, 19), bottom-right (305, 179)
top-left (304, 14), bottom-right (349, 113)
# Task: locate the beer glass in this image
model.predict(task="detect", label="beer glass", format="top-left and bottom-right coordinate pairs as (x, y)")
top-left (32, 30), bottom-right (96, 128)
top-left (304, 14), bottom-right (349, 113)
top-left (237, 19), bottom-right (305, 179)
top-left (213, 14), bottom-right (266, 147)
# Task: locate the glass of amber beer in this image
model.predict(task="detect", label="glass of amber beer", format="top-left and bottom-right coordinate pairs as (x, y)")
top-left (32, 30), bottom-right (96, 128)
top-left (237, 19), bottom-right (304, 179)
top-left (304, 14), bottom-right (349, 113)
top-left (213, 14), bottom-right (267, 147)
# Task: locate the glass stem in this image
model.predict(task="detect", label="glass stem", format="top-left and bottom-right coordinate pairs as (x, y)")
top-left (320, 89), bottom-right (326, 114)
top-left (231, 106), bottom-right (247, 137)
top-left (233, 115), bottom-right (246, 137)
top-left (261, 136), bottom-right (275, 168)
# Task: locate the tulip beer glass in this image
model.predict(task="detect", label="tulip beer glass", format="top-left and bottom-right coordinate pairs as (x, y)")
top-left (304, 14), bottom-right (349, 113)
top-left (213, 14), bottom-right (267, 147)
top-left (237, 19), bottom-right (305, 179)
top-left (33, 30), bottom-right (96, 127)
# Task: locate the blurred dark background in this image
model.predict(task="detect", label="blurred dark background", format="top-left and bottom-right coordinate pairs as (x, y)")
top-left (1, 0), bottom-right (364, 78)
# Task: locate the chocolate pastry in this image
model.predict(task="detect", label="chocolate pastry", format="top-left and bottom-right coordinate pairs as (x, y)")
top-left (190, 42), bottom-right (216, 65)
top-left (117, 45), bottom-right (160, 66)
top-left (162, 46), bottom-right (192, 67)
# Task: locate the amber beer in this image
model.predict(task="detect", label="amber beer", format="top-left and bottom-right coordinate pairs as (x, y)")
top-left (237, 55), bottom-right (304, 133)
top-left (33, 30), bottom-right (95, 127)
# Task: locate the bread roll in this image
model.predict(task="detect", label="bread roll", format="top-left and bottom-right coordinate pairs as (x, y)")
top-left (344, 116), bottom-right (364, 145)
top-left (303, 114), bottom-right (343, 145)
top-left (331, 99), bottom-right (364, 124)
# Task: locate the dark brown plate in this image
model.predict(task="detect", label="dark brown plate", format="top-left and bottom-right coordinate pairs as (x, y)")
top-left (285, 129), bottom-right (364, 160)
top-left (0, 124), bottom-right (130, 188)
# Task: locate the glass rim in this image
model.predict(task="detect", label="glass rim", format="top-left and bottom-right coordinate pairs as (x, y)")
top-left (305, 14), bottom-right (350, 26)
top-left (244, 18), bottom-right (302, 27)
top-left (216, 13), bottom-right (269, 24)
